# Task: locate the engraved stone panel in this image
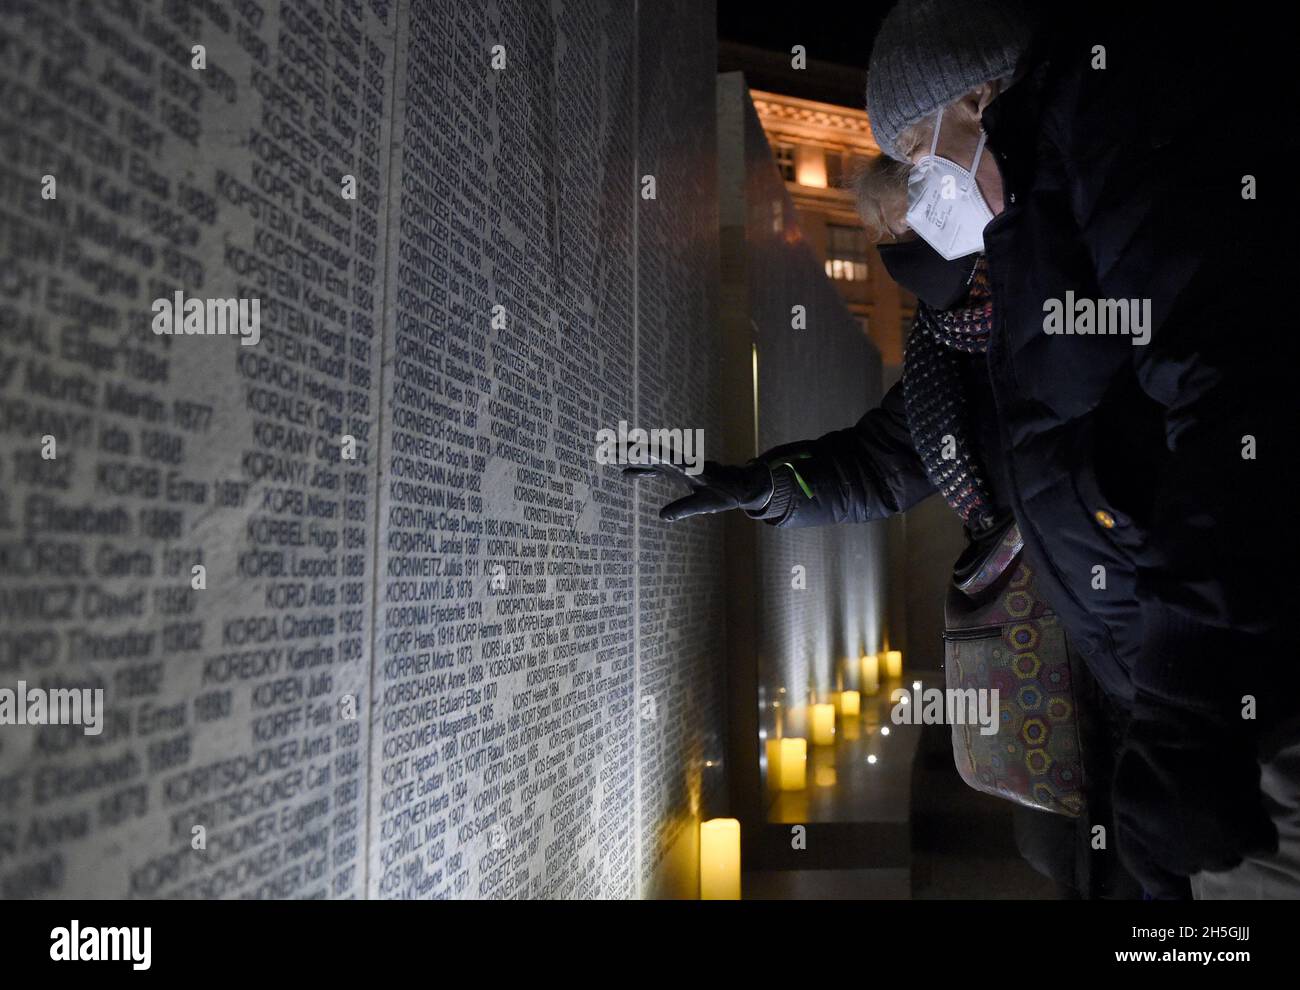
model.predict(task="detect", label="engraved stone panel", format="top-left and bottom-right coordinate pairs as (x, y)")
top-left (369, 0), bottom-right (721, 901)
top-left (0, 0), bottom-right (392, 897)
top-left (1, 0), bottom-right (723, 900)
top-left (633, 0), bottom-right (725, 895)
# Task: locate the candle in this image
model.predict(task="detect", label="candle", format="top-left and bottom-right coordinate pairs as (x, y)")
top-left (779, 738), bottom-right (807, 790)
top-left (840, 690), bottom-right (860, 716)
top-left (861, 653), bottom-right (880, 695)
top-left (699, 818), bottom-right (741, 900)
top-left (811, 703), bottom-right (836, 746)
top-left (884, 650), bottom-right (903, 679)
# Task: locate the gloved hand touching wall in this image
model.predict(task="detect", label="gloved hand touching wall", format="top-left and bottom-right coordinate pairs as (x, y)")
top-left (623, 459), bottom-right (782, 521)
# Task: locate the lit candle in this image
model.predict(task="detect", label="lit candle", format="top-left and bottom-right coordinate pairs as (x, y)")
top-left (861, 653), bottom-right (880, 695)
top-left (884, 649), bottom-right (903, 679)
top-left (840, 690), bottom-right (860, 716)
top-left (779, 738), bottom-right (807, 790)
top-left (699, 818), bottom-right (741, 900)
top-left (811, 703), bottom-right (836, 746)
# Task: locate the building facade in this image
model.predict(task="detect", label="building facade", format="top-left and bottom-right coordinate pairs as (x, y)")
top-left (749, 88), bottom-right (915, 379)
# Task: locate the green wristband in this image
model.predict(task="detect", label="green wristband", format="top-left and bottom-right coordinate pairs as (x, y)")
top-left (769, 458), bottom-right (814, 500)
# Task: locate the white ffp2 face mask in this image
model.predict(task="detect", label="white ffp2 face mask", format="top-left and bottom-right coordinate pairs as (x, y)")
top-left (904, 108), bottom-right (993, 261)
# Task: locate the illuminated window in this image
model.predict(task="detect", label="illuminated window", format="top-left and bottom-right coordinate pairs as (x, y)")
top-left (825, 224), bottom-right (869, 281)
top-left (795, 145), bottom-right (827, 187)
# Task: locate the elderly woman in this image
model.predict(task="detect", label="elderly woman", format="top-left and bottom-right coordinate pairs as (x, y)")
top-left (632, 152), bottom-right (1141, 898)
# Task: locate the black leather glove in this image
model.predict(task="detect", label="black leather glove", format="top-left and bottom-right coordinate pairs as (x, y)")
top-left (623, 459), bottom-right (774, 521)
top-left (1113, 694), bottom-right (1277, 897)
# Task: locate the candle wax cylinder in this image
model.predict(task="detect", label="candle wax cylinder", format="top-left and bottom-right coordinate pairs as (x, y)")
top-left (811, 703), bottom-right (836, 746)
top-left (861, 654), bottom-right (880, 695)
top-left (840, 690), bottom-right (860, 716)
top-left (699, 818), bottom-right (741, 900)
top-left (779, 738), bottom-right (807, 790)
top-left (884, 650), bottom-right (903, 679)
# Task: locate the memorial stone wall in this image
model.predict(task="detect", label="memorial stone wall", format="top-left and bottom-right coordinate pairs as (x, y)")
top-left (0, 0), bottom-right (722, 900)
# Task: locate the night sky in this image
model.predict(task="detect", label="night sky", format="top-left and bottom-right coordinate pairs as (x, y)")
top-left (716, 2), bottom-right (895, 71)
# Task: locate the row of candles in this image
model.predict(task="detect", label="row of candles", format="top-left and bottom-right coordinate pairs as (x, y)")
top-left (769, 649), bottom-right (902, 792)
top-left (699, 649), bottom-right (904, 899)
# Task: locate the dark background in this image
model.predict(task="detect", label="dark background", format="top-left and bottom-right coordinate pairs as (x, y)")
top-left (717, 2), bottom-right (893, 108)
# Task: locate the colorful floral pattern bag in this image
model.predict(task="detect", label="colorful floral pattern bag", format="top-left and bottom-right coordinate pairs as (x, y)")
top-left (943, 522), bottom-right (1086, 817)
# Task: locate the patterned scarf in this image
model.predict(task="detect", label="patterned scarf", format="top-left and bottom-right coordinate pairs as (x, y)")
top-left (901, 257), bottom-right (998, 533)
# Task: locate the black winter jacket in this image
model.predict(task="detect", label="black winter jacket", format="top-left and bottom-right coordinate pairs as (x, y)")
top-left (758, 8), bottom-right (1299, 737)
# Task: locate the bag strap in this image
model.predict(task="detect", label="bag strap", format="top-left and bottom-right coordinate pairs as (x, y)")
top-left (954, 522), bottom-right (1024, 596)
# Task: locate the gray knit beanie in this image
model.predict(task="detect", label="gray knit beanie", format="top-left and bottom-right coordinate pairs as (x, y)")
top-left (866, 0), bottom-right (1038, 161)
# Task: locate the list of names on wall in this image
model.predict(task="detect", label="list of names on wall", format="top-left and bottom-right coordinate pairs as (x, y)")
top-left (0, 0), bottom-right (724, 900)
top-left (0, 0), bottom-right (392, 899)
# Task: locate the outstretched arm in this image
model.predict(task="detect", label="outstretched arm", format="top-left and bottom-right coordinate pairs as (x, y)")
top-left (751, 380), bottom-right (936, 528)
top-left (628, 381), bottom-right (936, 528)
